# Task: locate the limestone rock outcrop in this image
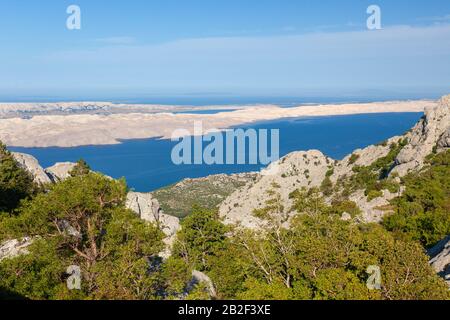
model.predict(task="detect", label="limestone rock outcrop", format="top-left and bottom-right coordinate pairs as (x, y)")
top-left (0, 238), bottom-right (34, 262)
top-left (12, 152), bottom-right (52, 184)
top-left (11, 153), bottom-right (77, 184)
top-left (189, 270), bottom-right (217, 299)
top-left (349, 189), bottom-right (401, 223)
top-left (126, 192), bottom-right (180, 258)
top-left (219, 150), bottom-right (333, 228)
top-left (219, 96), bottom-right (450, 228)
top-left (428, 235), bottom-right (450, 287)
top-left (331, 138), bottom-right (398, 182)
top-left (437, 128), bottom-right (450, 150)
top-left (393, 95), bottom-right (450, 176)
top-left (126, 192), bottom-right (162, 222)
top-left (45, 162), bottom-right (76, 182)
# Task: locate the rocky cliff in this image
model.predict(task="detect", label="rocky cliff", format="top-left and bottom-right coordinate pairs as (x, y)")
top-left (219, 96), bottom-right (450, 228)
top-left (126, 192), bottom-right (181, 259)
top-left (394, 95), bottom-right (450, 176)
top-left (429, 235), bottom-right (450, 287)
top-left (11, 153), bottom-right (76, 184)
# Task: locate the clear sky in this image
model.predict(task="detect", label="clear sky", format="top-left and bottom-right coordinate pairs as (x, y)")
top-left (0, 0), bottom-right (449, 101)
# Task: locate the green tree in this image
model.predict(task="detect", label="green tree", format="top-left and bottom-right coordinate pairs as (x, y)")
top-left (0, 141), bottom-right (36, 213)
top-left (383, 150), bottom-right (450, 248)
top-left (173, 206), bottom-right (227, 271)
top-left (69, 159), bottom-right (91, 177)
top-left (230, 188), bottom-right (449, 300)
top-left (0, 172), bottom-right (166, 300)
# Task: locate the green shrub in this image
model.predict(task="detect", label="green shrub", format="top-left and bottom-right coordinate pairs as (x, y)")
top-left (320, 177), bottom-right (334, 197)
top-left (383, 150), bottom-right (450, 248)
top-left (0, 142), bottom-right (36, 213)
top-left (348, 154), bottom-right (360, 165)
top-left (367, 190), bottom-right (383, 202)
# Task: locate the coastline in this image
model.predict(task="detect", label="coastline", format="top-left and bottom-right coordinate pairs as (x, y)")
top-left (0, 100), bottom-right (436, 148)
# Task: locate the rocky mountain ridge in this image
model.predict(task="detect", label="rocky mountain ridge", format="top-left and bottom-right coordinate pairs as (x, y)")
top-left (219, 95), bottom-right (450, 229)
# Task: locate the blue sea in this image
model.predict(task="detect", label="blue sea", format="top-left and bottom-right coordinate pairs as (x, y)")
top-left (10, 112), bottom-right (423, 192)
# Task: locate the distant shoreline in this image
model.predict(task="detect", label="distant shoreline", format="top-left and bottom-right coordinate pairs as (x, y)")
top-left (0, 100), bottom-right (436, 148)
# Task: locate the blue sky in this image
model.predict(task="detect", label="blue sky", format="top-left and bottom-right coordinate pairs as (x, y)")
top-left (0, 0), bottom-right (449, 101)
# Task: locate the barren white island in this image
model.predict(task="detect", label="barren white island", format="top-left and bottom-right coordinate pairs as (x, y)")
top-left (0, 100), bottom-right (434, 148)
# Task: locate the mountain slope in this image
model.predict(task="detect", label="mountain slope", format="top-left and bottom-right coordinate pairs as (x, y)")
top-left (219, 95), bottom-right (450, 228)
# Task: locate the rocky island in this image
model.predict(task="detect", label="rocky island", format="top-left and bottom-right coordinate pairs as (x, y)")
top-left (0, 100), bottom-right (434, 147)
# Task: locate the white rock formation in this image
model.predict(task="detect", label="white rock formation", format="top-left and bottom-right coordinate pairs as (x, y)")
top-left (189, 270), bottom-right (217, 299)
top-left (437, 128), bottom-right (450, 151)
top-left (45, 162), bottom-right (76, 182)
top-left (219, 96), bottom-right (450, 228)
top-left (331, 140), bottom-right (395, 183)
top-left (349, 189), bottom-right (402, 223)
top-left (11, 152), bottom-right (77, 184)
top-left (0, 238), bottom-right (34, 262)
top-left (393, 95), bottom-right (450, 176)
top-left (126, 192), bottom-right (161, 222)
top-left (126, 192), bottom-right (181, 258)
top-left (341, 212), bottom-right (352, 221)
top-left (219, 150), bottom-right (333, 228)
top-left (428, 235), bottom-right (450, 287)
top-left (11, 152), bottom-right (52, 184)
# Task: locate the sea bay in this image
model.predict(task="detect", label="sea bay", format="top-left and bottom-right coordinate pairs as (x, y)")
top-left (10, 112), bottom-right (423, 192)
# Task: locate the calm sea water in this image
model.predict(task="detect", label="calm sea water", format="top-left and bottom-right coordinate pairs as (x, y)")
top-left (10, 113), bottom-right (422, 192)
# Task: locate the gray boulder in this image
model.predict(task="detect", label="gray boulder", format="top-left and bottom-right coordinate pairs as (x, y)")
top-left (188, 270), bottom-right (217, 299)
top-left (341, 212), bottom-right (352, 221)
top-left (0, 238), bottom-right (34, 262)
top-left (437, 128), bottom-right (450, 150)
top-left (126, 192), bottom-right (181, 258)
top-left (45, 162), bottom-right (76, 182)
top-left (126, 192), bottom-right (162, 222)
top-left (428, 235), bottom-right (450, 287)
top-left (12, 152), bottom-right (52, 184)
top-left (394, 96), bottom-right (450, 176)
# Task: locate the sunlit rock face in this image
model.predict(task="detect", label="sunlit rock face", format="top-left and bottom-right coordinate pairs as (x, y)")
top-left (126, 192), bottom-right (180, 259)
top-left (429, 235), bottom-right (450, 287)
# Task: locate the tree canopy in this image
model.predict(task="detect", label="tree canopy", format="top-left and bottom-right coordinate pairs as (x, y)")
top-left (0, 142), bottom-right (36, 213)
top-left (0, 172), bottom-right (180, 300)
top-left (383, 150), bottom-right (450, 248)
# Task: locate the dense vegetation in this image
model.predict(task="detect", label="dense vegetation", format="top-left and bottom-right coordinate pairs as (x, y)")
top-left (383, 150), bottom-right (450, 248)
top-left (0, 157), bottom-right (193, 300)
top-left (336, 139), bottom-right (407, 201)
top-left (0, 141), bottom-right (448, 300)
top-left (169, 190), bottom-right (448, 300)
top-left (0, 143), bottom-right (36, 212)
top-left (152, 174), bottom-right (255, 218)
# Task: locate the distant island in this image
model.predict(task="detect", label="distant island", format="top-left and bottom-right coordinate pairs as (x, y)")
top-left (0, 100), bottom-right (435, 148)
